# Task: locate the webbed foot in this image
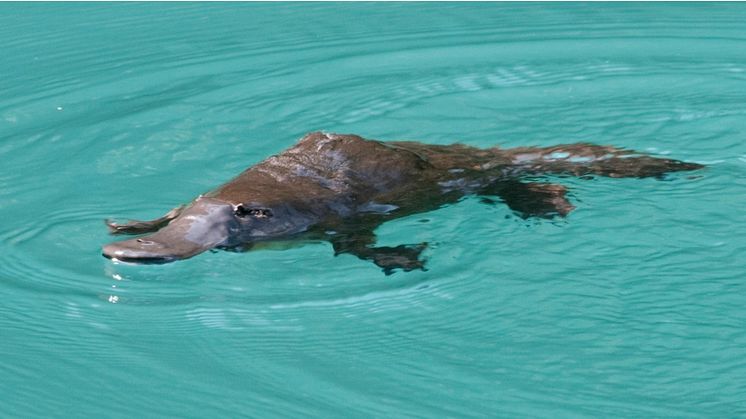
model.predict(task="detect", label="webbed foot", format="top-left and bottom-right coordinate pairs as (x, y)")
top-left (367, 243), bottom-right (427, 275)
top-left (330, 230), bottom-right (428, 275)
top-left (481, 180), bottom-right (574, 219)
top-left (105, 205), bottom-right (184, 235)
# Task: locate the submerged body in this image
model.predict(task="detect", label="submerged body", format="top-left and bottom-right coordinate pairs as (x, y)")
top-left (103, 132), bottom-right (703, 273)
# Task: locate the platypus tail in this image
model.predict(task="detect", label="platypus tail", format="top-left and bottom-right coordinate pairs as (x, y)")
top-left (501, 143), bottom-right (704, 179)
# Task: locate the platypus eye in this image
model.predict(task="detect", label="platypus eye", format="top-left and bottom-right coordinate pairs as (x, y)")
top-left (234, 205), bottom-right (272, 219)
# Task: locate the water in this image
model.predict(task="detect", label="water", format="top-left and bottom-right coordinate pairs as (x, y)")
top-left (2, 3), bottom-right (746, 417)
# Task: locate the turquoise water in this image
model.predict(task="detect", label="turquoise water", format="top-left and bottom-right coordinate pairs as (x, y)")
top-left (2, 3), bottom-right (746, 417)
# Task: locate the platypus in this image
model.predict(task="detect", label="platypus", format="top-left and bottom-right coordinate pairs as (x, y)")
top-left (103, 132), bottom-right (703, 273)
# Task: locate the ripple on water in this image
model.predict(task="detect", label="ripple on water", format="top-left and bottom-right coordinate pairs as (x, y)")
top-left (0, 207), bottom-right (111, 296)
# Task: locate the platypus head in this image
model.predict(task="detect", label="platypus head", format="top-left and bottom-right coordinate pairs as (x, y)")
top-left (102, 196), bottom-right (312, 263)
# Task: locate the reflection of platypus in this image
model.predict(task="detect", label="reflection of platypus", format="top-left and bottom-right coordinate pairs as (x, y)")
top-left (103, 132), bottom-right (703, 273)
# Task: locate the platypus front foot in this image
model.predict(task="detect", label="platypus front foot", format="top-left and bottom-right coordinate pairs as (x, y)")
top-left (105, 205), bottom-right (185, 235)
top-left (370, 243), bottom-right (428, 275)
top-left (331, 231), bottom-right (428, 275)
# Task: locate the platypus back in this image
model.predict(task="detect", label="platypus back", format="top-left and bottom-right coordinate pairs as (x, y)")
top-left (390, 139), bottom-right (703, 179)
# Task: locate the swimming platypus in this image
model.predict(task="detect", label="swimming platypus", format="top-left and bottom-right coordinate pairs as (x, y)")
top-left (103, 132), bottom-right (703, 273)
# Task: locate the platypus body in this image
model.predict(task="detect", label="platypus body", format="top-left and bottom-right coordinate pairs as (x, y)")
top-left (103, 132), bottom-right (703, 273)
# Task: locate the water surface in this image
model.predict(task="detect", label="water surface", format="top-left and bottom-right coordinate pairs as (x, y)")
top-left (2, 3), bottom-right (746, 417)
